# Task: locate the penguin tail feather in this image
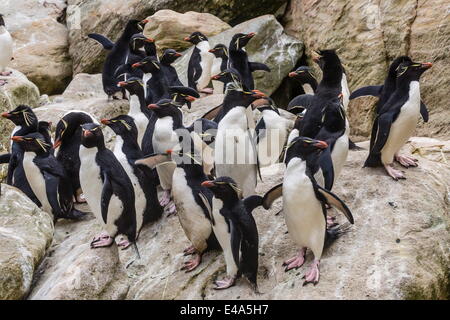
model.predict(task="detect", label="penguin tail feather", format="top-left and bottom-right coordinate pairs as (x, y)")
top-left (324, 222), bottom-right (352, 249)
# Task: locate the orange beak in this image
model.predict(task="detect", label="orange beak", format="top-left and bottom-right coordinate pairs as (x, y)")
top-left (11, 136), bottom-right (23, 142)
top-left (208, 49), bottom-right (216, 53)
top-left (1, 112), bottom-right (10, 118)
top-left (314, 140), bottom-right (328, 149)
top-left (141, 19), bottom-right (149, 24)
top-left (211, 74), bottom-right (220, 80)
top-left (100, 118), bottom-right (110, 125)
top-left (252, 89), bottom-right (266, 98)
top-left (53, 139), bottom-right (62, 149)
top-left (117, 81), bottom-right (127, 87)
top-left (174, 52), bottom-right (182, 57)
top-left (247, 32), bottom-right (256, 38)
top-left (166, 149), bottom-right (173, 155)
top-left (82, 130), bottom-right (93, 138)
top-left (288, 72), bottom-right (297, 78)
top-left (185, 95), bottom-right (196, 102)
top-left (131, 62), bottom-right (141, 68)
top-left (148, 104), bottom-right (158, 109)
top-left (201, 181), bottom-right (215, 188)
top-left (421, 62), bottom-right (433, 69)
top-left (145, 38), bottom-right (154, 43)
top-left (184, 36), bottom-right (191, 42)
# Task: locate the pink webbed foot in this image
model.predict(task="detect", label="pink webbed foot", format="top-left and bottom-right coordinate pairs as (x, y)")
top-left (0, 71), bottom-right (12, 76)
top-left (0, 80), bottom-right (7, 86)
top-left (181, 253), bottom-right (202, 272)
top-left (214, 276), bottom-right (236, 290)
top-left (327, 216), bottom-right (338, 229)
top-left (90, 233), bottom-right (114, 248)
top-left (164, 201), bottom-right (176, 216)
top-left (395, 153), bottom-right (418, 168)
top-left (159, 190), bottom-right (171, 206)
top-left (183, 245), bottom-right (196, 256)
top-left (117, 239), bottom-right (132, 250)
top-left (282, 248), bottom-right (306, 271)
top-left (200, 88), bottom-right (214, 94)
top-left (384, 164), bottom-right (406, 180)
top-left (303, 260), bottom-right (320, 286)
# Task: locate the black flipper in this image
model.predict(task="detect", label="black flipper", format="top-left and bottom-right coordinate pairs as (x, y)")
top-left (287, 94), bottom-right (315, 112)
top-left (318, 147), bottom-right (334, 190)
top-left (420, 101), bottom-right (429, 122)
top-left (0, 153), bottom-right (11, 164)
top-left (243, 195), bottom-right (263, 214)
top-left (43, 171), bottom-right (62, 218)
top-left (348, 139), bottom-right (364, 151)
top-left (201, 104), bottom-right (223, 121)
top-left (198, 191), bottom-right (214, 224)
top-left (230, 220), bottom-right (242, 268)
top-left (7, 153), bottom-right (18, 185)
top-left (100, 172), bottom-right (113, 224)
top-left (88, 33), bottom-right (115, 50)
top-left (249, 62), bottom-right (271, 72)
top-left (262, 183), bottom-right (282, 209)
top-left (364, 113), bottom-right (393, 167)
top-left (349, 85), bottom-right (383, 100)
top-left (316, 185), bottom-right (354, 224)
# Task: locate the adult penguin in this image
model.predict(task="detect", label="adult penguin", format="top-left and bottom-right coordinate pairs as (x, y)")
top-left (117, 77), bottom-right (153, 148)
top-left (201, 176), bottom-right (261, 291)
top-left (132, 56), bottom-right (170, 104)
top-left (184, 32), bottom-right (214, 94)
top-left (214, 74), bottom-right (266, 197)
top-left (1, 105), bottom-right (41, 205)
top-left (0, 13), bottom-right (13, 86)
top-left (125, 34), bottom-right (156, 79)
top-left (168, 86), bottom-right (199, 110)
top-left (253, 96), bottom-right (293, 167)
top-left (54, 111), bottom-right (99, 203)
top-left (228, 32), bottom-right (270, 91)
top-left (88, 19), bottom-right (148, 99)
top-left (209, 44), bottom-right (229, 94)
top-left (160, 49), bottom-right (183, 87)
top-left (289, 66), bottom-right (318, 95)
top-left (350, 56), bottom-right (429, 122)
top-left (38, 121), bottom-right (53, 148)
top-left (79, 123), bottom-right (137, 250)
top-left (364, 60), bottom-right (432, 180)
top-left (12, 133), bottom-right (86, 221)
top-left (263, 136), bottom-right (354, 285)
top-left (101, 115), bottom-right (163, 231)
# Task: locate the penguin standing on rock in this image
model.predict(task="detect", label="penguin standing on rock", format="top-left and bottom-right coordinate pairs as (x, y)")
top-left (101, 115), bottom-right (163, 231)
top-left (160, 49), bottom-right (183, 87)
top-left (132, 57), bottom-right (170, 104)
top-left (1, 105), bottom-right (41, 205)
top-left (89, 19), bottom-right (148, 99)
top-left (228, 32), bottom-right (270, 91)
top-left (79, 123), bottom-right (137, 249)
top-left (364, 60), bottom-right (432, 180)
top-left (12, 133), bottom-right (86, 221)
top-left (184, 32), bottom-right (214, 94)
top-left (209, 44), bottom-right (229, 94)
top-left (54, 111), bottom-right (99, 203)
top-left (202, 176), bottom-right (261, 291)
top-left (0, 13), bottom-right (13, 86)
top-left (263, 136), bottom-right (354, 285)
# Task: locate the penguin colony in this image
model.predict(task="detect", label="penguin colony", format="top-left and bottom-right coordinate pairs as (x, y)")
top-left (0, 14), bottom-right (433, 291)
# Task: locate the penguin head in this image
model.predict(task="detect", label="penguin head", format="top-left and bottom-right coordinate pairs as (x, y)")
top-left (388, 56), bottom-right (412, 79)
top-left (1, 105), bottom-right (37, 127)
top-left (396, 60), bottom-right (432, 81)
top-left (0, 14), bottom-right (5, 27)
top-left (211, 68), bottom-right (242, 85)
top-left (252, 96), bottom-right (279, 114)
top-left (160, 49), bottom-right (182, 65)
top-left (311, 49), bottom-right (340, 71)
top-left (127, 19), bottom-right (148, 33)
top-left (284, 136), bottom-right (328, 165)
top-left (289, 66), bottom-right (317, 85)
top-left (184, 32), bottom-right (208, 45)
top-left (169, 86), bottom-right (199, 109)
top-left (117, 77), bottom-right (144, 95)
top-left (132, 56), bottom-right (161, 74)
top-left (11, 133), bottom-right (51, 154)
top-left (129, 34), bottom-right (153, 53)
top-left (54, 112), bottom-right (94, 148)
top-left (148, 99), bottom-right (183, 118)
top-left (201, 176), bottom-right (243, 202)
top-left (101, 115), bottom-right (137, 138)
top-left (80, 123), bottom-right (105, 149)
top-left (230, 32), bottom-right (255, 51)
top-left (208, 44), bottom-right (228, 58)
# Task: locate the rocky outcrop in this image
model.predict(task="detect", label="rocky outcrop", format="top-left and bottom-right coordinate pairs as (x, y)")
top-left (25, 93), bottom-right (450, 299)
top-left (0, 0), bottom-right (72, 94)
top-left (143, 10), bottom-right (231, 53)
top-left (283, 0), bottom-right (450, 139)
top-left (0, 184), bottom-right (54, 300)
top-left (174, 15), bottom-right (304, 95)
top-left (0, 69), bottom-right (40, 150)
top-left (67, 1), bottom-right (287, 74)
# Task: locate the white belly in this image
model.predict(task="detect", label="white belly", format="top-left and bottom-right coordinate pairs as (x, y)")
top-left (331, 132), bottom-right (349, 180)
top-left (143, 73), bottom-right (152, 99)
top-left (257, 111), bottom-right (289, 167)
top-left (152, 117), bottom-right (179, 153)
top-left (302, 83), bottom-right (314, 95)
top-left (381, 81), bottom-right (421, 164)
top-left (215, 107), bottom-right (257, 196)
top-left (10, 126), bottom-right (22, 148)
top-left (196, 41), bottom-right (214, 90)
top-left (211, 58), bottom-right (224, 94)
top-left (0, 28), bottom-right (13, 71)
top-left (172, 168), bottom-right (211, 252)
top-left (127, 96), bottom-right (149, 148)
top-left (283, 158), bottom-right (325, 259)
top-left (341, 74), bottom-right (350, 112)
top-left (114, 137), bottom-right (145, 233)
top-left (23, 152), bottom-right (53, 214)
top-left (212, 197), bottom-right (238, 277)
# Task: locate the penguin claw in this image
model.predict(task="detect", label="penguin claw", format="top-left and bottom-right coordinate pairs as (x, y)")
top-left (303, 260), bottom-right (320, 285)
top-left (181, 254), bottom-right (202, 272)
top-left (0, 80), bottom-right (7, 86)
top-left (90, 234), bottom-right (114, 248)
top-left (183, 245), bottom-right (196, 256)
top-left (164, 201), bottom-right (177, 216)
top-left (385, 164), bottom-right (406, 180)
top-left (118, 239), bottom-right (132, 250)
top-left (283, 249), bottom-right (306, 271)
top-left (395, 154), bottom-right (418, 168)
top-left (214, 277), bottom-right (236, 290)
top-left (0, 71), bottom-right (12, 76)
